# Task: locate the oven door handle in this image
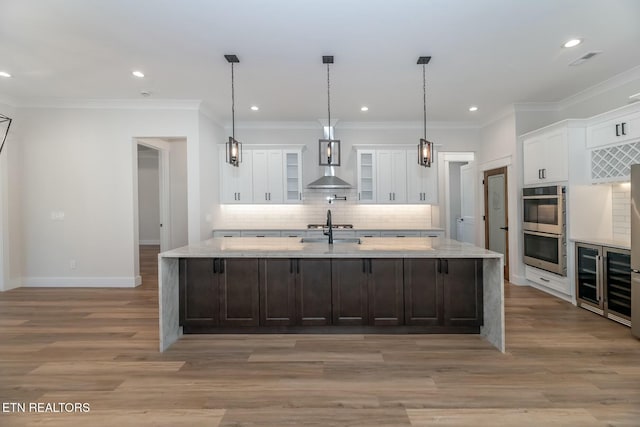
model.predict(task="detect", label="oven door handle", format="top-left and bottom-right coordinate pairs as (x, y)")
top-left (523, 230), bottom-right (562, 238)
top-left (522, 195), bottom-right (562, 200)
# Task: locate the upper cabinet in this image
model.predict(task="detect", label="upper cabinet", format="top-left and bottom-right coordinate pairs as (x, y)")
top-left (219, 146), bottom-right (303, 204)
top-left (356, 147), bottom-right (438, 204)
top-left (219, 147), bottom-right (253, 203)
top-left (523, 128), bottom-right (569, 186)
top-left (252, 150), bottom-right (284, 203)
top-left (586, 103), bottom-right (640, 184)
top-left (376, 150), bottom-right (407, 204)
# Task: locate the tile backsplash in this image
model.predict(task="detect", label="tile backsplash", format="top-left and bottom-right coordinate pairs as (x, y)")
top-left (212, 189), bottom-right (433, 230)
top-left (612, 183), bottom-right (631, 241)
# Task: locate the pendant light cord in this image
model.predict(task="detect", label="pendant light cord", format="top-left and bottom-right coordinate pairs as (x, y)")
top-left (422, 63), bottom-right (427, 141)
top-left (327, 63), bottom-right (331, 132)
top-left (231, 62), bottom-right (235, 141)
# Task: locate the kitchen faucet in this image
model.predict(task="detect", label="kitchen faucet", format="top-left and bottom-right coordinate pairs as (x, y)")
top-left (324, 209), bottom-right (333, 244)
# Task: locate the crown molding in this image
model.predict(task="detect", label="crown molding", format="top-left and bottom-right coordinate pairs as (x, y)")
top-left (197, 101), bottom-right (224, 127)
top-left (13, 97), bottom-right (203, 110)
top-left (480, 105), bottom-right (516, 129)
top-left (230, 121), bottom-right (323, 130)
top-left (557, 64), bottom-right (640, 110)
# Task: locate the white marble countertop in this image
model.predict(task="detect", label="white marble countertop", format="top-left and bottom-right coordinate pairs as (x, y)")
top-left (213, 227), bottom-right (445, 232)
top-left (160, 237), bottom-right (502, 259)
top-left (570, 237), bottom-right (631, 251)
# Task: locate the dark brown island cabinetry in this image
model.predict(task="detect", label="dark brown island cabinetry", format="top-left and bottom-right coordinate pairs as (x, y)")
top-left (179, 257), bottom-right (482, 333)
top-left (331, 259), bottom-right (404, 326)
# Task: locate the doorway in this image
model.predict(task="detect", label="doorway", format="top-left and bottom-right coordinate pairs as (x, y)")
top-left (137, 145), bottom-right (162, 247)
top-left (484, 167), bottom-right (509, 278)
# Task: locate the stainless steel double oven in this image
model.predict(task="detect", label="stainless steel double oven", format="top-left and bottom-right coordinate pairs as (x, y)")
top-left (523, 185), bottom-right (567, 275)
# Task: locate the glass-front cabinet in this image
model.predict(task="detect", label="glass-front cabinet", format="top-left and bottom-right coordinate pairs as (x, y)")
top-left (575, 242), bottom-right (631, 326)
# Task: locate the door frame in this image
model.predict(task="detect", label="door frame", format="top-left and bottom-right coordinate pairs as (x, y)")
top-left (441, 152), bottom-right (475, 239)
top-left (484, 166), bottom-right (509, 278)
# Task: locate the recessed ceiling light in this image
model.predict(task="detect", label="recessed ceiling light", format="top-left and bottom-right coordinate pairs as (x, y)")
top-left (132, 70), bottom-right (145, 78)
top-left (250, 105), bottom-right (259, 111)
top-left (469, 106), bottom-right (478, 112)
top-left (563, 38), bottom-right (582, 48)
top-left (0, 71), bottom-right (11, 78)
top-left (360, 106), bottom-right (369, 112)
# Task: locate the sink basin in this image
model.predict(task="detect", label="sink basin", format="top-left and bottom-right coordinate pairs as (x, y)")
top-left (300, 237), bottom-right (361, 244)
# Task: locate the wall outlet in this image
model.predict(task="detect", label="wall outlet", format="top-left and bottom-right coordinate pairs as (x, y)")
top-left (69, 259), bottom-right (77, 270)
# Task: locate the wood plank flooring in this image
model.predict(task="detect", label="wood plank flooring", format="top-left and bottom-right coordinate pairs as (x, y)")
top-left (1, 245), bottom-right (639, 426)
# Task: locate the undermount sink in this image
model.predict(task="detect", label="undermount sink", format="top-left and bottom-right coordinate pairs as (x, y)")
top-left (300, 237), bottom-right (361, 244)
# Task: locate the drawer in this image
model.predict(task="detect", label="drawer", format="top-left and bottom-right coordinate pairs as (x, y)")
top-left (525, 265), bottom-right (571, 295)
top-left (422, 231), bottom-right (444, 238)
top-left (355, 231), bottom-right (381, 237)
top-left (240, 231), bottom-right (282, 237)
top-left (213, 230), bottom-right (241, 238)
top-left (380, 230), bottom-right (422, 237)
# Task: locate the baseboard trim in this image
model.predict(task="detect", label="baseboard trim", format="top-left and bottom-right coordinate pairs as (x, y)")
top-left (509, 273), bottom-right (528, 286)
top-left (139, 240), bottom-right (160, 245)
top-left (23, 276), bottom-right (141, 288)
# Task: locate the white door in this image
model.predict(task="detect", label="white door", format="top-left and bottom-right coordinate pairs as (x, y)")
top-left (357, 150), bottom-right (376, 203)
top-left (459, 163), bottom-right (476, 244)
top-left (252, 150), bottom-right (270, 203)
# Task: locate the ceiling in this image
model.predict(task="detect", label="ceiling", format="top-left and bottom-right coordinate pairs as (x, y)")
top-left (1, 0), bottom-right (640, 124)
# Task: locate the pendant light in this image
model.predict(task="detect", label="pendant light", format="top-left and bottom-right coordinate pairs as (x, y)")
top-left (319, 55), bottom-right (340, 166)
top-left (417, 56), bottom-right (433, 168)
top-left (225, 54), bottom-right (242, 167)
top-left (0, 114), bottom-right (12, 156)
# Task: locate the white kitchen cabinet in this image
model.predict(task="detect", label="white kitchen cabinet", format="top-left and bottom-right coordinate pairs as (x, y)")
top-left (252, 150), bottom-right (284, 203)
top-left (283, 149), bottom-right (303, 203)
top-left (421, 230), bottom-right (444, 238)
top-left (376, 150), bottom-right (407, 203)
top-left (380, 230), bottom-right (422, 237)
top-left (523, 128), bottom-right (568, 185)
top-left (219, 147), bottom-right (253, 203)
top-left (587, 107), bottom-right (640, 149)
top-left (406, 148), bottom-right (438, 204)
top-left (240, 230), bottom-right (282, 237)
top-left (356, 150), bottom-right (376, 203)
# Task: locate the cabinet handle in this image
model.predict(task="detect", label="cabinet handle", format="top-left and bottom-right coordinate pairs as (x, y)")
top-left (362, 259), bottom-right (366, 273)
top-left (621, 122), bottom-right (627, 136)
top-left (219, 259), bottom-right (225, 274)
top-left (238, 192), bottom-right (240, 200)
top-left (616, 123), bottom-right (620, 137)
top-left (213, 258), bottom-right (218, 274)
top-left (542, 169), bottom-right (546, 179)
top-left (595, 255), bottom-right (601, 302)
top-left (296, 259), bottom-right (300, 274)
top-left (358, 193), bottom-right (361, 200)
top-left (393, 192), bottom-right (396, 201)
top-left (268, 192), bottom-right (271, 201)
top-left (369, 259), bottom-right (373, 274)
top-left (389, 192), bottom-right (392, 201)
top-left (290, 259), bottom-right (294, 274)
top-left (538, 169), bottom-right (542, 179)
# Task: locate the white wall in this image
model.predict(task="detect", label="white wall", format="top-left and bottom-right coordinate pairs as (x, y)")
top-left (137, 148), bottom-right (160, 244)
top-left (198, 112), bottom-right (223, 241)
top-left (16, 106), bottom-right (199, 287)
top-left (169, 139), bottom-right (188, 249)
top-left (0, 102), bottom-right (22, 291)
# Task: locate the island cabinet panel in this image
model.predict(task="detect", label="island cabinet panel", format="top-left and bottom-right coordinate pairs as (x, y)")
top-left (180, 258), bottom-right (219, 327)
top-left (368, 259), bottom-right (404, 325)
top-left (259, 259), bottom-right (296, 326)
top-left (403, 259), bottom-right (441, 326)
top-left (331, 259), bottom-right (369, 325)
top-left (296, 259), bottom-right (332, 326)
top-left (442, 259), bottom-right (483, 327)
top-left (219, 259), bottom-right (260, 327)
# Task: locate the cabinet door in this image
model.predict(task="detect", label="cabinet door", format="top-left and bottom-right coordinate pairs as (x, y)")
top-left (403, 259), bottom-right (441, 325)
top-left (331, 259), bottom-right (368, 325)
top-left (588, 111), bottom-right (640, 148)
top-left (266, 150), bottom-right (284, 203)
top-left (390, 150), bottom-right (407, 203)
top-left (406, 151), bottom-right (423, 204)
top-left (368, 259), bottom-right (404, 325)
top-left (357, 150), bottom-right (376, 203)
top-left (219, 258), bottom-right (260, 326)
top-left (180, 258), bottom-right (219, 326)
top-left (575, 244), bottom-right (602, 308)
top-left (523, 137), bottom-right (544, 186)
top-left (442, 259), bottom-right (483, 327)
top-left (296, 259), bottom-right (332, 326)
top-left (542, 130), bottom-right (568, 183)
top-left (376, 151), bottom-right (393, 203)
top-left (284, 150), bottom-right (302, 203)
top-left (252, 150), bottom-right (271, 203)
top-left (260, 259), bottom-right (296, 326)
top-left (604, 248), bottom-right (631, 319)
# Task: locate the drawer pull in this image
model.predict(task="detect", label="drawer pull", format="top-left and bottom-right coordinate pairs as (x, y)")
top-left (539, 277), bottom-right (550, 283)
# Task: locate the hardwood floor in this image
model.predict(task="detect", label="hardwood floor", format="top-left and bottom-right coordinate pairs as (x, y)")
top-left (1, 245), bottom-right (639, 426)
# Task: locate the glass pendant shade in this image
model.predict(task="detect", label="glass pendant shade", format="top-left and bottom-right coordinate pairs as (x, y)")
top-left (319, 139), bottom-right (340, 166)
top-left (227, 137), bottom-right (241, 167)
top-left (418, 138), bottom-right (433, 167)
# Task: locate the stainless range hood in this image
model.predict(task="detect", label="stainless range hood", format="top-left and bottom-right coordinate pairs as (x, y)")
top-left (306, 125), bottom-right (352, 189)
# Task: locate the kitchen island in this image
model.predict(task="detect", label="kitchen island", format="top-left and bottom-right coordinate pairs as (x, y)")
top-left (158, 237), bottom-right (505, 352)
